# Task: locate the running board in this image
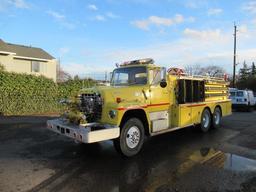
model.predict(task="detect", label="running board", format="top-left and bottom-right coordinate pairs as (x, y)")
top-left (151, 124), bottom-right (194, 136)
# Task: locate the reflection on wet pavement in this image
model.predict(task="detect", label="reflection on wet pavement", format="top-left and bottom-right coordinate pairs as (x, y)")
top-left (196, 148), bottom-right (256, 172)
top-left (47, 146), bottom-right (256, 192)
top-left (224, 153), bottom-right (256, 171)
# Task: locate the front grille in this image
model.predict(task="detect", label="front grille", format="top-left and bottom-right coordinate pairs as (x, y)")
top-left (79, 93), bottom-right (103, 122)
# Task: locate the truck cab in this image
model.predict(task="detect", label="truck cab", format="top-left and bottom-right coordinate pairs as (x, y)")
top-left (47, 58), bottom-right (232, 157)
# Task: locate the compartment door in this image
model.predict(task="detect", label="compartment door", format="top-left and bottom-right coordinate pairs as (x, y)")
top-left (179, 105), bottom-right (192, 127)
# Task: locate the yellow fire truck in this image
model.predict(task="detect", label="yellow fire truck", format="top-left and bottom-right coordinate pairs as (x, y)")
top-left (47, 58), bottom-right (231, 157)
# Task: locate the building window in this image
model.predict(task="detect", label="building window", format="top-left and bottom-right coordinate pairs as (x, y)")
top-left (31, 61), bottom-right (40, 72)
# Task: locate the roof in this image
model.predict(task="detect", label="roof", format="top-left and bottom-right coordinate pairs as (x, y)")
top-left (0, 39), bottom-right (54, 60)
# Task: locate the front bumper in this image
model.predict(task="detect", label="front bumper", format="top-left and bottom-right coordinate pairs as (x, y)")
top-left (46, 119), bottom-right (120, 143)
top-left (232, 104), bottom-right (249, 109)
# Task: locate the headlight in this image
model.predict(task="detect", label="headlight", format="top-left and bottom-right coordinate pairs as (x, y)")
top-left (109, 110), bottom-right (117, 119)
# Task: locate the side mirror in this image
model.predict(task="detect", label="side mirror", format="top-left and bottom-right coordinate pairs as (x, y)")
top-left (160, 79), bottom-right (167, 88)
top-left (160, 67), bottom-right (167, 88)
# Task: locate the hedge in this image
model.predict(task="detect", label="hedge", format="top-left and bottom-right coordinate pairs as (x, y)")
top-left (58, 78), bottom-right (96, 99)
top-left (0, 71), bottom-right (96, 115)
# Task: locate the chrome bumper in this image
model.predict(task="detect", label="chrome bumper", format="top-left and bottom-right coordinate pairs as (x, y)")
top-left (46, 119), bottom-right (120, 143)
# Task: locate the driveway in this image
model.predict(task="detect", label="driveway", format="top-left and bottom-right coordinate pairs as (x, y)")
top-left (0, 112), bottom-right (256, 192)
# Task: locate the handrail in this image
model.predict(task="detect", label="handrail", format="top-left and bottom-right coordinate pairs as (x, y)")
top-left (171, 73), bottom-right (225, 82)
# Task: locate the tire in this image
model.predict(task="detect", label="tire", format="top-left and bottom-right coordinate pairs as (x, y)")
top-left (113, 118), bottom-right (145, 157)
top-left (200, 108), bottom-right (211, 132)
top-left (247, 104), bottom-right (253, 112)
top-left (212, 107), bottom-right (222, 129)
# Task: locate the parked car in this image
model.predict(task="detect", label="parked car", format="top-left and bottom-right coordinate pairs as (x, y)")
top-left (229, 88), bottom-right (255, 111)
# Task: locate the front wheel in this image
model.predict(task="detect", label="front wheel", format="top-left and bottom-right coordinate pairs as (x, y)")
top-left (114, 118), bottom-right (145, 157)
top-left (200, 108), bottom-right (211, 132)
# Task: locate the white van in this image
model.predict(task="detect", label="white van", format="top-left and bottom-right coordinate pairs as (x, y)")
top-left (229, 88), bottom-right (255, 111)
top-left (254, 92), bottom-right (256, 108)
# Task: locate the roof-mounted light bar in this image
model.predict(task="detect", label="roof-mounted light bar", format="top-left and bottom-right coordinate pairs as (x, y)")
top-left (119, 58), bottom-right (154, 66)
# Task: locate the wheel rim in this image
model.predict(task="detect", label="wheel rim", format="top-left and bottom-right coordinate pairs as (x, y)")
top-left (126, 126), bottom-right (140, 149)
top-left (214, 110), bottom-right (221, 125)
top-left (202, 112), bottom-right (210, 128)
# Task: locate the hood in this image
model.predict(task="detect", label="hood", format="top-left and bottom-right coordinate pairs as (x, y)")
top-left (79, 85), bottom-right (149, 106)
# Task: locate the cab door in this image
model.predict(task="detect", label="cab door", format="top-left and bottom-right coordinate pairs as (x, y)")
top-left (148, 68), bottom-right (171, 132)
top-left (149, 68), bottom-right (170, 107)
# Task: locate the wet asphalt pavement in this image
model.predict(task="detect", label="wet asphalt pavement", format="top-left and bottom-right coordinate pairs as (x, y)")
top-left (0, 112), bottom-right (256, 192)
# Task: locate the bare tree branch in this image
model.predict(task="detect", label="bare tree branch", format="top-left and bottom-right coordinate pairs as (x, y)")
top-left (56, 63), bottom-right (72, 83)
top-left (184, 64), bottom-right (226, 77)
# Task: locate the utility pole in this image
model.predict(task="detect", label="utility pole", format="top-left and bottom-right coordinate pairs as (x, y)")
top-left (105, 71), bottom-right (107, 82)
top-left (233, 24), bottom-right (238, 87)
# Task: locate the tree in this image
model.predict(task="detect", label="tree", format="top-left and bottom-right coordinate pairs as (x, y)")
top-left (184, 64), bottom-right (226, 77)
top-left (251, 62), bottom-right (256, 77)
top-left (184, 64), bottom-right (202, 76)
top-left (198, 65), bottom-right (226, 77)
top-left (73, 75), bottom-right (80, 81)
top-left (56, 64), bottom-right (72, 83)
top-left (237, 61), bottom-right (256, 91)
top-left (239, 61), bottom-right (250, 81)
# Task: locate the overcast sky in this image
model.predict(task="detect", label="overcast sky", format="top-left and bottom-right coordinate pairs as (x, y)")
top-left (1, 0), bottom-right (256, 76)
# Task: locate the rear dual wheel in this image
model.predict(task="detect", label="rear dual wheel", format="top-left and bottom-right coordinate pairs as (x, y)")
top-left (200, 107), bottom-right (221, 132)
top-left (212, 107), bottom-right (222, 129)
top-left (200, 108), bottom-right (211, 132)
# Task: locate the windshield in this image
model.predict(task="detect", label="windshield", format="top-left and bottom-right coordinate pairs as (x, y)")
top-left (236, 91), bottom-right (244, 97)
top-left (111, 66), bottom-right (147, 86)
top-left (229, 92), bottom-right (236, 98)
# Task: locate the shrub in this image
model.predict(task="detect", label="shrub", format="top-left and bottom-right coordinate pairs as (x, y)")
top-left (0, 71), bottom-right (96, 115)
top-left (58, 78), bottom-right (96, 99)
top-left (0, 71), bottom-right (60, 115)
